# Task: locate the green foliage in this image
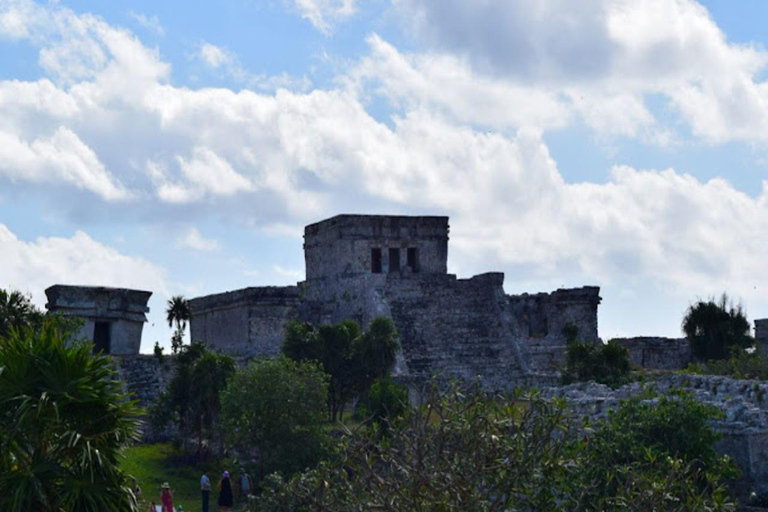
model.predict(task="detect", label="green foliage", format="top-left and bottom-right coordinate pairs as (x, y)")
top-left (166, 295), bottom-right (190, 354)
top-left (685, 351), bottom-right (768, 380)
top-left (252, 384), bottom-right (577, 512)
top-left (562, 340), bottom-right (631, 388)
top-left (0, 288), bottom-right (44, 339)
top-left (151, 342), bottom-right (235, 456)
top-left (283, 317), bottom-right (400, 421)
top-left (251, 385), bottom-right (737, 512)
top-left (573, 390), bottom-right (739, 511)
top-left (221, 357), bottom-right (330, 480)
top-left (356, 376), bottom-right (409, 428)
top-left (683, 293), bottom-right (753, 360)
top-left (0, 318), bottom-right (142, 512)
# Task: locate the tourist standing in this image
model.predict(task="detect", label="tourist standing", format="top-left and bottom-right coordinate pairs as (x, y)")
top-left (218, 470), bottom-right (234, 512)
top-left (160, 482), bottom-right (174, 512)
top-left (201, 470), bottom-right (211, 512)
top-left (238, 467), bottom-right (253, 503)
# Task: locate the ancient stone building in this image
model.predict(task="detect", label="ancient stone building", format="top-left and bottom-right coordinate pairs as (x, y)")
top-left (189, 214), bottom-right (601, 387)
top-left (757, 319), bottom-right (768, 354)
top-left (45, 285), bottom-right (151, 355)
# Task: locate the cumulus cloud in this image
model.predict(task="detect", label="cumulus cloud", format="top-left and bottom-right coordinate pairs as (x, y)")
top-left (1, 0), bottom-right (767, 339)
top-left (175, 227), bottom-right (220, 252)
top-left (394, 0), bottom-right (768, 144)
top-left (0, 223), bottom-right (169, 308)
top-left (0, 126), bottom-right (129, 200)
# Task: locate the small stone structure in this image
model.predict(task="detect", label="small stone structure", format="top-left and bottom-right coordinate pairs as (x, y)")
top-left (757, 319), bottom-right (768, 354)
top-left (189, 214), bottom-right (602, 386)
top-left (45, 285), bottom-right (151, 355)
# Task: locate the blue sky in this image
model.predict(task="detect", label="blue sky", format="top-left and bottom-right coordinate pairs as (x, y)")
top-left (1, 0), bottom-right (767, 351)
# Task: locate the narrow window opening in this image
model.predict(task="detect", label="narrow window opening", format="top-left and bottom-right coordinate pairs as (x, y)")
top-left (371, 248), bottom-right (382, 273)
top-left (389, 248), bottom-right (401, 273)
top-left (93, 321), bottom-right (111, 354)
top-left (407, 247), bottom-right (419, 272)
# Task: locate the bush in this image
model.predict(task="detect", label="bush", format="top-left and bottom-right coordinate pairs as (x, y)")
top-left (573, 390), bottom-right (739, 511)
top-left (356, 376), bottom-right (409, 429)
top-left (251, 385), bottom-right (737, 512)
top-left (221, 357), bottom-right (330, 480)
top-left (685, 351), bottom-right (768, 380)
top-left (683, 294), bottom-right (753, 360)
top-left (562, 340), bottom-right (631, 388)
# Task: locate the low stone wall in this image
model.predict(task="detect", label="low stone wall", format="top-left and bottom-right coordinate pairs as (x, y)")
top-left (542, 374), bottom-right (768, 500)
top-left (612, 336), bottom-right (692, 370)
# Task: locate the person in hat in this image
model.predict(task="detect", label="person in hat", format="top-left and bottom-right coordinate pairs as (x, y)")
top-left (160, 482), bottom-right (174, 512)
top-left (218, 470), bottom-right (234, 511)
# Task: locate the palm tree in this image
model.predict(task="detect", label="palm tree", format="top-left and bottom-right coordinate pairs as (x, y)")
top-left (0, 318), bottom-right (141, 512)
top-left (166, 295), bottom-right (191, 354)
top-left (0, 288), bottom-right (43, 339)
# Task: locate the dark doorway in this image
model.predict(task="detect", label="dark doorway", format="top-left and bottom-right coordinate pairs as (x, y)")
top-left (93, 321), bottom-right (111, 354)
top-left (407, 247), bottom-right (419, 272)
top-left (389, 248), bottom-right (400, 273)
top-left (371, 248), bottom-right (382, 273)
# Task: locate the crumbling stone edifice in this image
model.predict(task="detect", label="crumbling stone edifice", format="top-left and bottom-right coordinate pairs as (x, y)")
top-left (189, 214), bottom-right (601, 386)
top-left (45, 285), bottom-right (151, 355)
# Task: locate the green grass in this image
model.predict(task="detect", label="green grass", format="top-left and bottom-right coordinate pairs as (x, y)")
top-left (121, 443), bottom-right (246, 512)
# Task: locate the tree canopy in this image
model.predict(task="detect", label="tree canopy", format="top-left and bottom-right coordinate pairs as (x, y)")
top-left (165, 295), bottom-right (191, 354)
top-left (283, 317), bottom-right (400, 421)
top-left (683, 294), bottom-right (753, 360)
top-left (221, 357), bottom-right (330, 479)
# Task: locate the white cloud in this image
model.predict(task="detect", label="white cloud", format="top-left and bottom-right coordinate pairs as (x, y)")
top-left (0, 223), bottom-right (169, 309)
top-left (394, 0), bottom-right (768, 144)
top-left (128, 11), bottom-right (164, 37)
top-left (175, 227), bottom-right (220, 252)
top-left (199, 42), bottom-right (233, 70)
top-left (1, 0), bottom-right (767, 339)
top-left (292, 0), bottom-right (358, 34)
top-left (0, 126), bottom-right (129, 200)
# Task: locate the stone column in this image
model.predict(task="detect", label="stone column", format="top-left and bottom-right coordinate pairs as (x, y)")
top-left (757, 319), bottom-right (768, 355)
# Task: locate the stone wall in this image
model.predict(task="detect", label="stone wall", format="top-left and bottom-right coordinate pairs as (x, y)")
top-left (612, 336), bottom-right (692, 370)
top-left (543, 374), bottom-right (768, 500)
top-left (189, 286), bottom-right (301, 357)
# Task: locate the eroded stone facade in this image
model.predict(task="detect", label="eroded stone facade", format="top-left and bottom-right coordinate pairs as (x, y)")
top-left (45, 285), bottom-right (151, 355)
top-left (189, 214), bottom-right (602, 386)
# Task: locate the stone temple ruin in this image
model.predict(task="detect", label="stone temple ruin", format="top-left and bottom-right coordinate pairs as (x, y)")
top-left (45, 284), bottom-right (152, 355)
top-left (42, 214), bottom-right (768, 498)
top-left (189, 214), bottom-right (601, 387)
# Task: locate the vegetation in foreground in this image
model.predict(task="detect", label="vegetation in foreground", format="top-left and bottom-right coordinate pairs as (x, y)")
top-left (0, 317), bottom-right (142, 512)
top-left (253, 384), bottom-right (738, 512)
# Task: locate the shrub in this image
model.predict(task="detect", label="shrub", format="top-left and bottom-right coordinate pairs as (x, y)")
top-left (221, 357), bottom-right (330, 480)
top-left (685, 351), bottom-right (768, 380)
top-left (562, 340), bottom-right (631, 388)
top-left (683, 294), bottom-right (753, 360)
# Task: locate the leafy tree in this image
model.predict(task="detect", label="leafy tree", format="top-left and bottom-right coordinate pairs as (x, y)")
top-left (165, 295), bottom-right (190, 354)
top-left (356, 376), bottom-right (409, 429)
top-left (0, 318), bottom-right (142, 512)
top-left (283, 318), bottom-right (400, 421)
top-left (151, 342), bottom-right (235, 456)
top-left (221, 357), bottom-right (330, 479)
top-left (562, 340), bottom-right (631, 388)
top-left (683, 294), bottom-right (753, 360)
top-left (0, 288), bottom-right (44, 339)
